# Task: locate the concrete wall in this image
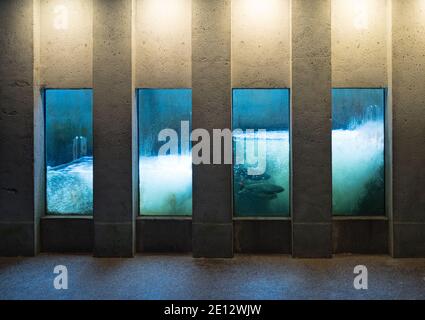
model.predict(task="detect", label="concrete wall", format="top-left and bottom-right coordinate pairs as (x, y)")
top-left (38, 0), bottom-right (93, 253)
top-left (231, 0), bottom-right (291, 254)
top-left (231, 0), bottom-right (290, 88)
top-left (33, 0), bottom-right (43, 255)
top-left (1, 0), bottom-right (425, 258)
top-left (93, 0), bottom-right (135, 257)
top-left (0, 0), bottom-right (40, 256)
top-left (134, 0), bottom-right (193, 252)
top-left (391, 0), bottom-right (425, 257)
top-left (331, 0), bottom-right (391, 255)
top-left (332, 0), bottom-right (388, 87)
top-left (291, 0), bottom-right (332, 258)
top-left (136, 0), bottom-right (191, 88)
top-left (40, 0), bottom-right (93, 88)
top-left (192, 0), bottom-right (232, 258)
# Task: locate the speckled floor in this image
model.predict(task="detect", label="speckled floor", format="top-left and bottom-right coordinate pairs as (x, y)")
top-left (0, 254), bottom-right (424, 300)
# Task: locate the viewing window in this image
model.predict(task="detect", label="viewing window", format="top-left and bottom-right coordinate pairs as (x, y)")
top-left (332, 88), bottom-right (385, 216)
top-left (138, 89), bottom-right (192, 216)
top-left (232, 89), bottom-right (290, 217)
top-left (45, 89), bottom-right (93, 215)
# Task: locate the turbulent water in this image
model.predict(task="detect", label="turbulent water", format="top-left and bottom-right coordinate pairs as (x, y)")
top-left (233, 131), bottom-right (290, 217)
top-left (45, 121), bottom-right (384, 217)
top-left (332, 121), bottom-right (385, 215)
top-left (139, 155), bottom-right (192, 215)
top-left (47, 156), bottom-right (93, 215)
top-left (47, 154), bottom-right (193, 216)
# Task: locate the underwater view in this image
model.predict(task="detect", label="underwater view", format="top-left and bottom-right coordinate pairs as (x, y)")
top-left (332, 88), bottom-right (385, 215)
top-left (47, 156), bottom-right (93, 215)
top-left (138, 89), bottom-right (192, 216)
top-left (232, 89), bottom-right (290, 217)
top-left (45, 89), bottom-right (93, 215)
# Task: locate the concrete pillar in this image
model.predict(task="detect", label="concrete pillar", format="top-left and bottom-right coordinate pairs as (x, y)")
top-left (0, 0), bottom-right (42, 256)
top-left (192, 0), bottom-right (233, 258)
top-left (93, 0), bottom-right (135, 257)
top-left (332, 0), bottom-right (388, 88)
top-left (40, 0), bottom-right (93, 88)
top-left (391, 0), bottom-right (425, 257)
top-left (136, 0), bottom-right (192, 88)
top-left (231, 0), bottom-right (290, 88)
top-left (291, 0), bottom-right (332, 258)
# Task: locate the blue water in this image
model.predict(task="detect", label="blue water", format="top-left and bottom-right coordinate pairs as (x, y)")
top-left (44, 88), bottom-right (384, 217)
top-left (47, 156), bottom-right (93, 215)
top-left (47, 154), bottom-right (193, 216)
top-left (332, 121), bottom-right (385, 215)
top-left (139, 155), bottom-right (192, 215)
top-left (332, 88), bottom-right (385, 215)
top-left (232, 88), bottom-right (290, 217)
top-left (45, 125), bottom-right (383, 217)
top-left (138, 89), bottom-right (192, 216)
top-left (233, 131), bottom-right (290, 217)
top-left (45, 89), bottom-right (93, 215)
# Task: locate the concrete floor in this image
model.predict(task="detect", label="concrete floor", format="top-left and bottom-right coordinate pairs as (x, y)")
top-left (0, 254), bottom-right (424, 300)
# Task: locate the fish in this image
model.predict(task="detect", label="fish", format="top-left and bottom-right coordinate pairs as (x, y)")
top-left (238, 182), bottom-right (285, 195)
top-left (246, 172), bottom-right (271, 181)
top-left (234, 166), bottom-right (271, 182)
top-left (252, 192), bottom-right (278, 200)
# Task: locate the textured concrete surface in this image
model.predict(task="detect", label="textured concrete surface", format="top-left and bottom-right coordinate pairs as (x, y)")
top-left (40, 0), bottom-right (93, 88)
top-left (332, 0), bottom-right (388, 87)
top-left (192, 0), bottom-right (233, 258)
top-left (0, 254), bottom-right (424, 300)
top-left (0, 0), bottom-right (39, 256)
top-left (136, 0), bottom-right (191, 88)
top-left (234, 219), bottom-right (291, 254)
top-left (291, 0), bottom-right (332, 257)
top-left (231, 0), bottom-right (290, 88)
top-left (333, 218), bottom-right (388, 254)
top-left (34, 0), bottom-right (44, 256)
top-left (1, 0), bottom-right (425, 259)
top-left (40, 216), bottom-right (93, 253)
top-left (391, 0), bottom-right (425, 257)
top-left (136, 218), bottom-right (192, 253)
top-left (93, 0), bottom-right (135, 257)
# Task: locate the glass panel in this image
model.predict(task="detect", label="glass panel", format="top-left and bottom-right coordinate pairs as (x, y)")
top-left (232, 89), bottom-right (290, 217)
top-left (138, 89), bottom-right (192, 216)
top-left (332, 88), bottom-right (385, 216)
top-left (45, 89), bottom-right (93, 215)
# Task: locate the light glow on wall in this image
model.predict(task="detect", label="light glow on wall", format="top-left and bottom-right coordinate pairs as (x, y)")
top-left (53, 4), bottom-right (69, 30)
top-left (352, 0), bottom-right (369, 30)
top-left (142, 0), bottom-right (187, 31)
top-left (244, 0), bottom-right (280, 22)
top-left (246, 0), bottom-right (274, 15)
